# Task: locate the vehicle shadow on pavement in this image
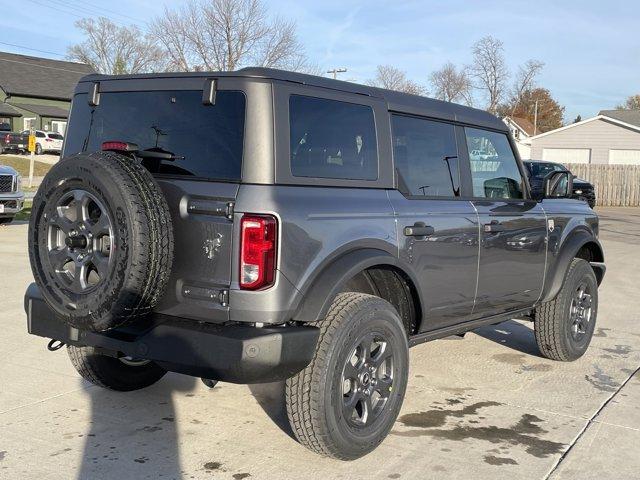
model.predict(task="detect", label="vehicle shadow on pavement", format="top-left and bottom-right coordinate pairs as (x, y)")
top-left (248, 382), bottom-right (296, 440)
top-left (473, 319), bottom-right (545, 358)
top-left (76, 373), bottom-right (196, 480)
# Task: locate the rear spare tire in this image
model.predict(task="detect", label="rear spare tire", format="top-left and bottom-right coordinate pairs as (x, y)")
top-left (28, 151), bottom-right (174, 331)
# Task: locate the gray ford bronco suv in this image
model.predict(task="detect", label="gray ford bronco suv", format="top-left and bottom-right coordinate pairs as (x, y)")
top-left (25, 68), bottom-right (605, 460)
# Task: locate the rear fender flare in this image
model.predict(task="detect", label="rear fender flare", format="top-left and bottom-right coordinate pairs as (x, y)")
top-left (291, 248), bottom-right (423, 323)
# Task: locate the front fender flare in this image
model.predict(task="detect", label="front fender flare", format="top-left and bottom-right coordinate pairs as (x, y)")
top-left (291, 248), bottom-right (421, 323)
top-left (540, 229), bottom-right (605, 304)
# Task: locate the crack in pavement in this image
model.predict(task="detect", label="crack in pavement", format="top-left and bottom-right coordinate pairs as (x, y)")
top-left (544, 365), bottom-right (640, 479)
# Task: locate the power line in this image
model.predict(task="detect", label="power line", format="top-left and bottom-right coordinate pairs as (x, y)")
top-left (45, 0), bottom-right (144, 27)
top-left (26, 0), bottom-right (85, 19)
top-left (0, 41), bottom-right (65, 58)
top-left (52, 0), bottom-right (148, 25)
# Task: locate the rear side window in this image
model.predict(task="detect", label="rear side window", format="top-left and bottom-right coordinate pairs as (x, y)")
top-left (289, 95), bottom-right (377, 180)
top-left (48, 133), bottom-right (64, 140)
top-left (65, 90), bottom-right (246, 181)
top-left (392, 115), bottom-right (460, 197)
top-left (465, 127), bottom-right (523, 199)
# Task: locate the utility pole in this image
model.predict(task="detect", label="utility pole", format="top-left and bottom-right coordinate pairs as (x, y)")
top-left (327, 68), bottom-right (347, 79)
top-left (533, 99), bottom-right (539, 136)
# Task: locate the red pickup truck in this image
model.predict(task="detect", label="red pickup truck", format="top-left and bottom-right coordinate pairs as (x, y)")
top-left (0, 129), bottom-right (29, 154)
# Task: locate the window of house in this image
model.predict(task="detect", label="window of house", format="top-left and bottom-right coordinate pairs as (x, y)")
top-left (289, 95), bottom-right (378, 180)
top-left (465, 127), bottom-right (523, 199)
top-left (392, 115), bottom-right (460, 197)
top-left (51, 120), bottom-right (67, 135)
top-left (23, 117), bottom-right (36, 131)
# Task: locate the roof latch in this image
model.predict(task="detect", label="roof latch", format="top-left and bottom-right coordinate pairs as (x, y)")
top-left (202, 78), bottom-right (217, 106)
top-left (88, 82), bottom-right (100, 106)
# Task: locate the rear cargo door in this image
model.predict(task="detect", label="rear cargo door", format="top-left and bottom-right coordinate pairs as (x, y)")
top-left (63, 82), bottom-right (248, 323)
top-left (155, 179), bottom-right (238, 322)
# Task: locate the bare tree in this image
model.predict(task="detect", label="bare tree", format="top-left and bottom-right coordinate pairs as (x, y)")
top-left (67, 18), bottom-right (165, 74)
top-left (616, 94), bottom-right (640, 110)
top-left (429, 62), bottom-right (472, 105)
top-left (149, 6), bottom-right (194, 72)
top-left (367, 65), bottom-right (426, 95)
top-left (150, 0), bottom-right (314, 72)
top-left (508, 59), bottom-right (544, 115)
top-left (469, 36), bottom-right (509, 114)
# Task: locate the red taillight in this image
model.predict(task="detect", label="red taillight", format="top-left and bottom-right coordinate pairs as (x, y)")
top-left (239, 214), bottom-right (277, 290)
top-left (3, 134), bottom-right (9, 144)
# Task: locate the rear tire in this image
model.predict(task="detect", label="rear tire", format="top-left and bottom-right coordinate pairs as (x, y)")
top-left (67, 345), bottom-right (166, 391)
top-left (286, 292), bottom-right (409, 460)
top-left (534, 258), bottom-right (598, 361)
top-left (0, 217), bottom-right (13, 225)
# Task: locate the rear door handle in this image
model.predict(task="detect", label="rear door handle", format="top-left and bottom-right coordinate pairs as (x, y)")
top-left (484, 222), bottom-right (505, 233)
top-left (404, 224), bottom-right (435, 237)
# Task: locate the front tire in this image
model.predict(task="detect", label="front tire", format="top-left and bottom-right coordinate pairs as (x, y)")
top-left (534, 258), bottom-right (598, 361)
top-left (286, 292), bottom-right (409, 460)
top-left (67, 345), bottom-right (166, 391)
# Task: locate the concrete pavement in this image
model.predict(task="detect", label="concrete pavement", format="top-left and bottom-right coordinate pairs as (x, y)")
top-left (0, 208), bottom-right (638, 479)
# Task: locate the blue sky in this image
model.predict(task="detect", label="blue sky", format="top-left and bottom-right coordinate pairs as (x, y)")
top-left (2, 0), bottom-right (638, 121)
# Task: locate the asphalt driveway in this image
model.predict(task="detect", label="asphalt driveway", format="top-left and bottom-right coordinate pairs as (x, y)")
top-left (0, 207), bottom-right (638, 479)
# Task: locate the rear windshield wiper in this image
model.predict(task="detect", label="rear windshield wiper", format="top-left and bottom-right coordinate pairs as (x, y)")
top-left (137, 147), bottom-right (185, 161)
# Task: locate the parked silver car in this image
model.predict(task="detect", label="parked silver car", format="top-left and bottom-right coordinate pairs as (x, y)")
top-left (0, 165), bottom-right (24, 224)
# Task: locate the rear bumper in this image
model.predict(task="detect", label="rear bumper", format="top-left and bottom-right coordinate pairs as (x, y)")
top-left (24, 283), bottom-right (319, 384)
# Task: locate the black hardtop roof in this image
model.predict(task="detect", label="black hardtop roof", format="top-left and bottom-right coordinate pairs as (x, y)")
top-left (77, 67), bottom-right (506, 131)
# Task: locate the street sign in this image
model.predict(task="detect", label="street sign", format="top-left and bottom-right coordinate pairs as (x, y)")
top-left (28, 127), bottom-right (36, 187)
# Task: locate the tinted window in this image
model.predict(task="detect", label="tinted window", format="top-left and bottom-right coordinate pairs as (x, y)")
top-left (36, 131), bottom-right (45, 138)
top-left (392, 115), bottom-right (459, 197)
top-left (48, 133), bottom-right (64, 140)
top-left (465, 128), bottom-right (523, 199)
top-left (289, 95), bottom-right (377, 180)
top-left (65, 90), bottom-right (246, 181)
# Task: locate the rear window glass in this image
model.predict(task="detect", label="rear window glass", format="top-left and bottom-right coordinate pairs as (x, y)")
top-left (65, 90), bottom-right (246, 181)
top-left (289, 95), bottom-right (378, 180)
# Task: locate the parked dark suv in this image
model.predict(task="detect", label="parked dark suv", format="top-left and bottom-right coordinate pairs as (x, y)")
top-left (24, 69), bottom-right (605, 460)
top-left (524, 160), bottom-right (596, 208)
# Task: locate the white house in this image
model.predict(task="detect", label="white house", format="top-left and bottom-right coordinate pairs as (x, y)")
top-left (529, 112), bottom-right (640, 165)
top-left (503, 116), bottom-right (536, 158)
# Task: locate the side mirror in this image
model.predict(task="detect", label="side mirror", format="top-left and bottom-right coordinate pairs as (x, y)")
top-left (543, 171), bottom-right (574, 199)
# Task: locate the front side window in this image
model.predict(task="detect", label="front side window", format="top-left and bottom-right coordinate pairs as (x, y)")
top-left (64, 90), bottom-right (246, 181)
top-left (289, 95), bottom-right (377, 180)
top-left (466, 128), bottom-right (523, 199)
top-left (392, 115), bottom-right (459, 197)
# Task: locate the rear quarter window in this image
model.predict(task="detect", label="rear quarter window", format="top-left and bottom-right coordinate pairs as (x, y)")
top-left (64, 90), bottom-right (246, 181)
top-left (289, 95), bottom-right (378, 180)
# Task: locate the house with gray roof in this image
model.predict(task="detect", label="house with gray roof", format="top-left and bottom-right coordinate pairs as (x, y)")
top-left (529, 111), bottom-right (640, 165)
top-left (0, 51), bottom-right (94, 135)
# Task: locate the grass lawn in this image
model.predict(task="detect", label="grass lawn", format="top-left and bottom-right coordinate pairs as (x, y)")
top-left (0, 155), bottom-right (53, 177)
top-left (15, 199), bottom-right (32, 221)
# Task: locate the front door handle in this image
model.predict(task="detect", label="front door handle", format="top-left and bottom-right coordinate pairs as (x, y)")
top-left (404, 224), bottom-right (435, 237)
top-left (484, 221), bottom-right (506, 233)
